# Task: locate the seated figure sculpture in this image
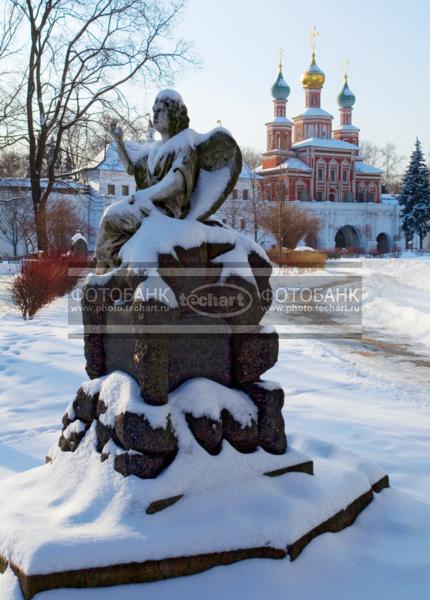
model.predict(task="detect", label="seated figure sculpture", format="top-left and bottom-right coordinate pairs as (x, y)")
top-left (95, 89), bottom-right (241, 271)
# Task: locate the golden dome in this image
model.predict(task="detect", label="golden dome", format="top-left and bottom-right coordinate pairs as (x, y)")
top-left (301, 52), bottom-right (326, 89)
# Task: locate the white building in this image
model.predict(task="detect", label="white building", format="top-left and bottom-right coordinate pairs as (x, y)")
top-left (81, 144), bottom-right (137, 202)
top-left (0, 178), bottom-right (92, 257)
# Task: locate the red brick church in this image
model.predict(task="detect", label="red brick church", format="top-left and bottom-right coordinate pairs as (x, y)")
top-left (258, 39), bottom-right (382, 204)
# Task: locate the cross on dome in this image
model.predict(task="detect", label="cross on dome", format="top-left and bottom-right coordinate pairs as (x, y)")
top-left (337, 61), bottom-right (356, 108)
top-left (301, 28), bottom-right (325, 89)
top-left (310, 27), bottom-right (319, 55)
top-left (343, 58), bottom-right (350, 80)
top-left (278, 47), bottom-right (284, 72)
top-left (271, 49), bottom-right (290, 100)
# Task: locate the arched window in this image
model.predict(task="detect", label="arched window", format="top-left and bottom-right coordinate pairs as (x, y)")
top-left (341, 160), bottom-right (349, 183)
top-left (329, 161), bottom-right (337, 182)
top-left (296, 181), bottom-right (305, 201)
top-left (357, 183), bottom-right (366, 202)
top-left (316, 160), bottom-right (325, 183)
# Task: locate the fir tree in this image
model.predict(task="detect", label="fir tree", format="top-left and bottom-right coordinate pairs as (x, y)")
top-left (399, 138), bottom-right (430, 250)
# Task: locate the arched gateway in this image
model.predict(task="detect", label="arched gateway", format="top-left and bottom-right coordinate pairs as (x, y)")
top-left (335, 225), bottom-right (361, 250)
top-left (376, 232), bottom-right (391, 254)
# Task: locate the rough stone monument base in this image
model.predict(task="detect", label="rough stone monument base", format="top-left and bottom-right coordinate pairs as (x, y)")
top-left (0, 377), bottom-right (388, 599)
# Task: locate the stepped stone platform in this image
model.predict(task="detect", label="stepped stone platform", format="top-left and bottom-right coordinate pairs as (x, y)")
top-left (0, 413), bottom-right (388, 599)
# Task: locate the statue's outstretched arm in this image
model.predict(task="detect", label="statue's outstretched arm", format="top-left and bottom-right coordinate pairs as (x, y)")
top-left (111, 124), bottom-right (132, 171)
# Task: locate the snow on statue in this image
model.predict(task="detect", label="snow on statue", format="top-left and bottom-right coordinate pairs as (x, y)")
top-left (95, 89), bottom-right (241, 271)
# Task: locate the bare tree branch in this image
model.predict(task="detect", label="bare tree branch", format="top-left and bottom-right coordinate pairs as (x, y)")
top-left (0, 0), bottom-right (195, 251)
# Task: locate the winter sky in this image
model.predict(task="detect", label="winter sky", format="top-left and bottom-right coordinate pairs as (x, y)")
top-left (162, 0), bottom-right (430, 159)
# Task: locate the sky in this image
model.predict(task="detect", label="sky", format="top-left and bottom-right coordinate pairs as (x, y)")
top-left (151, 0), bottom-right (430, 160)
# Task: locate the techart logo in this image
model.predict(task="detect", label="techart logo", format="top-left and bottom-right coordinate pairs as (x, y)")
top-left (183, 283), bottom-right (253, 319)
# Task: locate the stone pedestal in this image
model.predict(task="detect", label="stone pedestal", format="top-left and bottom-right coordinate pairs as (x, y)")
top-left (78, 233), bottom-right (286, 475)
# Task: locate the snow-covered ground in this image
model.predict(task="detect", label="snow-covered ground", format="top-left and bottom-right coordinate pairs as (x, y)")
top-left (0, 262), bottom-right (19, 315)
top-left (362, 255), bottom-right (430, 351)
top-left (0, 257), bottom-right (430, 598)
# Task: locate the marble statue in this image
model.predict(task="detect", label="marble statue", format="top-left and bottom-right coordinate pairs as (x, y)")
top-left (95, 89), bottom-right (242, 271)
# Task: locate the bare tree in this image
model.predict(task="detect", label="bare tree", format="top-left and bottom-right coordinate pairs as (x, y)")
top-left (260, 202), bottom-right (320, 251)
top-left (359, 140), bottom-right (381, 167)
top-left (0, 2), bottom-right (26, 150)
top-left (360, 140), bottom-right (405, 193)
top-left (240, 146), bottom-right (264, 242)
top-left (380, 143), bottom-right (405, 194)
top-left (241, 147), bottom-right (261, 171)
top-left (1, 0), bottom-right (194, 252)
top-left (20, 209), bottom-right (37, 254)
top-left (58, 111), bottom-right (149, 174)
top-left (0, 196), bottom-right (34, 256)
top-left (0, 150), bottom-right (29, 177)
top-left (219, 195), bottom-right (244, 230)
top-left (46, 197), bottom-right (93, 254)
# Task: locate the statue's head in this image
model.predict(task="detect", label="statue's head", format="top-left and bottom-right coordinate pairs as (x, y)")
top-left (153, 89), bottom-right (189, 138)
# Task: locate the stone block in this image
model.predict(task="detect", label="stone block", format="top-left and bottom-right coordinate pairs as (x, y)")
top-left (104, 312), bottom-right (232, 396)
top-left (61, 412), bottom-right (72, 430)
top-left (81, 283), bottom-right (114, 380)
top-left (242, 382), bottom-right (287, 455)
top-left (167, 316), bottom-right (232, 391)
top-left (158, 244), bottom-right (217, 306)
top-left (96, 398), bottom-right (107, 417)
top-left (231, 328), bottom-right (278, 384)
top-left (185, 414), bottom-right (223, 455)
top-left (114, 411), bottom-right (177, 455)
top-left (96, 421), bottom-right (115, 453)
top-left (223, 274), bottom-right (265, 325)
top-left (248, 250), bottom-right (273, 312)
top-left (221, 409), bottom-right (258, 453)
top-left (133, 333), bottom-right (169, 405)
top-left (74, 387), bottom-right (99, 423)
top-left (114, 451), bottom-right (174, 479)
top-left (58, 421), bottom-right (87, 453)
top-left (133, 300), bottom-right (179, 405)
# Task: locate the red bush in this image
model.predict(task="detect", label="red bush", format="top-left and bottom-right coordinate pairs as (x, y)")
top-left (11, 260), bottom-right (63, 319)
top-left (11, 255), bottom-right (90, 320)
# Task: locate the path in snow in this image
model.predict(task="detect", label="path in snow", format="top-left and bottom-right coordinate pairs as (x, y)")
top-left (264, 258), bottom-right (430, 505)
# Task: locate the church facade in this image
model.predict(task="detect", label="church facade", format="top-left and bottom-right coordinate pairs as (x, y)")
top-left (251, 49), bottom-right (403, 252)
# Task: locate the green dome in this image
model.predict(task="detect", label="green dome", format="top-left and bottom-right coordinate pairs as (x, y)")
top-left (337, 78), bottom-right (356, 108)
top-left (271, 69), bottom-right (290, 100)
